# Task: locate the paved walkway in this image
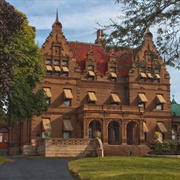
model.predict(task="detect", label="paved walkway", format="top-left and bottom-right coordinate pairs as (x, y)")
top-left (0, 156), bottom-right (74, 180)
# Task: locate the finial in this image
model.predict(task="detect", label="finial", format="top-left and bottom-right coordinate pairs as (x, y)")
top-left (171, 94), bottom-right (177, 104)
top-left (52, 8), bottom-right (62, 28)
top-left (144, 27), bottom-right (153, 38)
top-left (55, 8), bottom-right (59, 23)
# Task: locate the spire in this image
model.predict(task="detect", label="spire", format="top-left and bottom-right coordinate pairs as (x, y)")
top-left (55, 9), bottom-right (59, 23)
top-left (52, 9), bottom-right (62, 28)
top-left (171, 95), bottom-right (177, 104)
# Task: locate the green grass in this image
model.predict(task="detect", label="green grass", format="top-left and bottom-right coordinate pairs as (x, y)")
top-left (0, 156), bottom-right (10, 165)
top-left (68, 156), bottom-right (180, 180)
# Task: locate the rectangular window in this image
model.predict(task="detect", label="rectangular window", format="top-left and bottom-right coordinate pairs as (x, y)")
top-left (147, 67), bottom-right (152, 73)
top-left (54, 60), bottom-right (60, 65)
top-left (88, 92), bottom-right (97, 102)
top-left (110, 67), bottom-right (116, 72)
top-left (138, 102), bottom-right (145, 108)
top-left (63, 132), bottom-right (71, 138)
top-left (88, 65), bottom-right (94, 71)
top-left (140, 67), bottom-right (145, 72)
top-left (54, 66), bottom-right (61, 76)
top-left (54, 72), bottom-right (60, 76)
top-left (46, 59), bottom-right (52, 65)
top-left (111, 93), bottom-right (121, 104)
top-left (62, 72), bottom-right (68, 77)
top-left (156, 104), bottom-right (163, 110)
top-left (62, 60), bottom-right (68, 66)
top-left (88, 76), bottom-right (94, 80)
top-left (63, 99), bottom-right (71, 106)
top-left (111, 77), bottom-right (116, 82)
top-left (46, 98), bottom-right (50, 105)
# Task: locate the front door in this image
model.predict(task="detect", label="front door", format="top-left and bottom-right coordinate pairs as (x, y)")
top-left (0, 128), bottom-right (9, 149)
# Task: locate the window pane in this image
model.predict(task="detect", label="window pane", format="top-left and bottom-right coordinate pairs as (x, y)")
top-left (64, 99), bottom-right (71, 106)
top-left (46, 71), bottom-right (52, 75)
top-left (88, 65), bottom-right (94, 71)
top-left (0, 133), bottom-right (2, 142)
top-left (111, 77), bottom-right (116, 82)
top-left (46, 59), bottom-right (52, 65)
top-left (63, 132), bottom-right (70, 138)
top-left (156, 104), bottom-right (162, 110)
top-left (54, 72), bottom-right (60, 76)
top-left (138, 103), bottom-right (145, 108)
top-left (88, 76), bottom-right (94, 80)
top-left (54, 60), bottom-right (60, 65)
top-left (110, 67), bottom-right (116, 72)
top-left (62, 61), bottom-right (68, 66)
top-left (62, 72), bottom-right (68, 77)
top-left (140, 67), bottom-right (145, 72)
top-left (88, 128), bottom-right (93, 138)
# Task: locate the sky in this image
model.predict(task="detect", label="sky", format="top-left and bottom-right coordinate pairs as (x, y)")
top-left (6, 0), bottom-right (180, 103)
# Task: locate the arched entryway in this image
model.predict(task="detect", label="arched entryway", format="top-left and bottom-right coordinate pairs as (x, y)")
top-left (127, 121), bottom-right (139, 145)
top-left (88, 120), bottom-right (101, 138)
top-left (108, 121), bottom-right (121, 145)
top-left (0, 127), bottom-right (9, 149)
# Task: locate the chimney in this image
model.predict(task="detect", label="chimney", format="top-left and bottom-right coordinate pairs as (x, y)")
top-left (95, 29), bottom-right (104, 44)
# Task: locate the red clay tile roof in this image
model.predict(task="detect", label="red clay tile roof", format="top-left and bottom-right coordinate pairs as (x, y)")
top-left (68, 42), bottom-right (132, 76)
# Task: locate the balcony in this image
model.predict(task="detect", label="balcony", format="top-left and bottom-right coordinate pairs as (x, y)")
top-left (76, 104), bottom-right (144, 114)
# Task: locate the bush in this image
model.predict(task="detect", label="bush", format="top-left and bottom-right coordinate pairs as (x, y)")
top-left (150, 142), bottom-right (172, 155)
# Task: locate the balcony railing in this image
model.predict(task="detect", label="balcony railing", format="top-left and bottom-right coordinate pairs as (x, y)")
top-left (76, 104), bottom-right (144, 113)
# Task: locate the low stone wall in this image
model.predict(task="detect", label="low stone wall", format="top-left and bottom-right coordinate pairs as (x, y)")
top-left (104, 144), bottom-right (150, 156)
top-left (20, 138), bottom-right (104, 157)
top-left (37, 140), bottom-right (45, 156)
top-left (44, 138), bottom-right (96, 157)
top-left (9, 147), bottom-right (20, 155)
top-left (22, 145), bottom-right (37, 156)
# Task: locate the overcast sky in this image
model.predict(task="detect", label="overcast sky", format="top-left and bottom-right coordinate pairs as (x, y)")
top-left (6, 0), bottom-right (180, 103)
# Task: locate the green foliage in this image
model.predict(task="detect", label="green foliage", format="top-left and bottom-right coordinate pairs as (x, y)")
top-left (6, 17), bottom-right (48, 125)
top-left (104, 0), bottom-right (180, 68)
top-left (0, 156), bottom-right (9, 165)
top-left (0, 0), bottom-right (26, 97)
top-left (0, 1), bottom-right (48, 124)
top-left (68, 156), bottom-right (180, 180)
top-left (150, 142), bottom-right (171, 155)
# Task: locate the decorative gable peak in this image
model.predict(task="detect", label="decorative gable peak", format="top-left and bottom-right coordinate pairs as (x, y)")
top-left (52, 9), bottom-right (62, 29)
top-left (144, 28), bottom-right (153, 41)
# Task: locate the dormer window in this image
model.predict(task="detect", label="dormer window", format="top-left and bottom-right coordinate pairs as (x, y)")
top-left (156, 94), bottom-right (166, 110)
top-left (88, 71), bottom-right (95, 80)
top-left (140, 72), bottom-right (146, 82)
top-left (154, 74), bottom-right (160, 82)
top-left (88, 92), bottom-right (97, 104)
top-left (110, 67), bottom-right (116, 72)
top-left (88, 65), bottom-right (94, 71)
top-left (147, 73), bottom-right (153, 82)
top-left (138, 93), bottom-right (148, 109)
top-left (111, 93), bottom-right (121, 105)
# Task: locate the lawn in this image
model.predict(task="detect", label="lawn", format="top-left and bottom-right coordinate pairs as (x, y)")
top-left (68, 156), bottom-right (180, 180)
top-left (0, 156), bottom-right (10, 165)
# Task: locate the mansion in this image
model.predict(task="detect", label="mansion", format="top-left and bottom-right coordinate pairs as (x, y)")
top-left (1, 12), bottom-right (180, 156)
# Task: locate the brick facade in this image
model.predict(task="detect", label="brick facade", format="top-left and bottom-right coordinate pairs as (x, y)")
top-left (2, 12), bottom-right (173, 156)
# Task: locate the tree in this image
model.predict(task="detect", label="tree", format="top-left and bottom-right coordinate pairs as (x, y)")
top-left (0, 0), bottom-right (25, 97)
top-left (103, 0), bottom-right (180, 68)
top-left (7, 14), bottom-right (48, 126)
top-left (0, 1), bottom-right (48, 125)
